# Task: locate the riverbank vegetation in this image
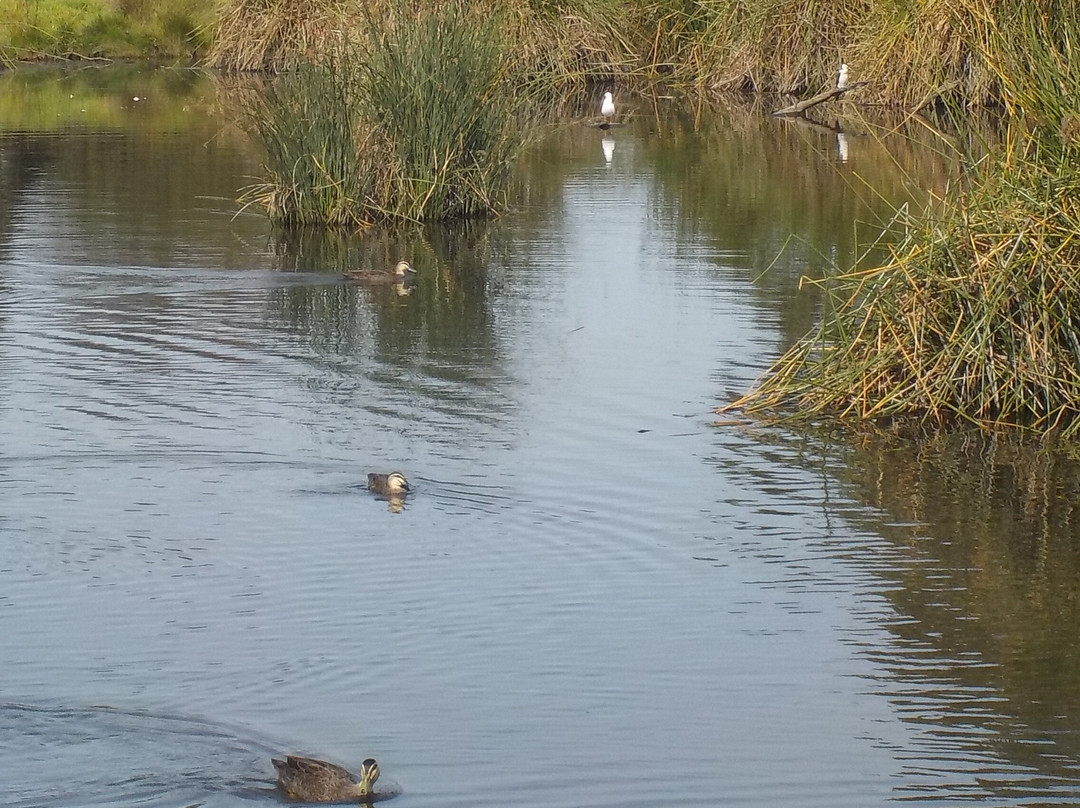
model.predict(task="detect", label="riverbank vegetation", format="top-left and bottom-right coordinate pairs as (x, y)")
top-left (0, 0), bottom-right (213, 62)
top-left (722, 143), bottom-right (1080, 437)
top-left (721, 5), bottom-right (1080, 438)
top-left (6, 0), bottom-right (1073, 114)
top-left (209, 0), bottom-right (1061, 111)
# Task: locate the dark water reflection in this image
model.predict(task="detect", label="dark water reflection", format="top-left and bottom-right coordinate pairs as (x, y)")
top-left (830, 433), bottom-right (1080, 799)
top-left (1, 66), bottom-right (1078, 808)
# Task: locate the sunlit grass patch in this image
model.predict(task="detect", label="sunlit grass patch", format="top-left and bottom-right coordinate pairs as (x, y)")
top-left (0, 0), bottom-right (214, 61)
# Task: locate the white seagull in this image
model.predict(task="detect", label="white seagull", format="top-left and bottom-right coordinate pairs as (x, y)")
top-left (837, 63), bottom-right (850, 90)
top-left (601, 91), bottom-right (616, 120)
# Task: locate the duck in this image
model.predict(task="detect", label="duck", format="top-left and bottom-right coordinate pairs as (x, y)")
top-left (272, 755), bottom-right (380, 803)
top-left (367, 472), bottom-right (410, 495)
top-left (344, 260), bottom-right (416, 284)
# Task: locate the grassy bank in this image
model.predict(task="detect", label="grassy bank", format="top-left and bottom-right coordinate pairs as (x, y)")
top-left (0, 0), bottom-right (214, 62)
top-left (720, 5), bottom-right (1080, 439)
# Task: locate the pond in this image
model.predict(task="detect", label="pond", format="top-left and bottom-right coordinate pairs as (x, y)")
top-left (2, 65), bottom-right (1079, 808)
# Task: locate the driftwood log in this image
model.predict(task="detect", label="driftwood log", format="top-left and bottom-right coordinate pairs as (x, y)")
top-left (772, 81), bottom-right (868, 117)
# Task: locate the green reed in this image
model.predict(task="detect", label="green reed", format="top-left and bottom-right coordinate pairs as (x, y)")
top-left (240, 55), bottom-right (384, 228)
top-left (359, 3), bottom-right (524, 221)
top-left (240, 2), bottom-right (536, 227)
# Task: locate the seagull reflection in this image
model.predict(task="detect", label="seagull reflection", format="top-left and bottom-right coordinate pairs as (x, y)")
top-left (602, 136), bottom-right (615, 164)
top-left (836, 131), bottom-right (849, 163)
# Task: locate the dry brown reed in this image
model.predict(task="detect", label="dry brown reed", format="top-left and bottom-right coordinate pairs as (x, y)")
top-left (208, 0), bottom-right (353, 71)
top-left (206, 0), bottom-right (1051, 111)
top-left (209, 0), bottom-right (640, 88)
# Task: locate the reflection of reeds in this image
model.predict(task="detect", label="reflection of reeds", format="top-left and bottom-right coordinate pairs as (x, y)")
top-left (239, 3), bottom-right (536, 227)
top-left (831, 428), bottom-right (1080, 786)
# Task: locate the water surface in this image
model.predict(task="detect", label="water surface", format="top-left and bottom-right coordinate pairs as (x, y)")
top-left (1, 66), bottom-right (1079, 808)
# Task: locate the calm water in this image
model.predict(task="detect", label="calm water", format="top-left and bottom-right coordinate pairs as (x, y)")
top-left (1, 66), bottom-right (1079, 808)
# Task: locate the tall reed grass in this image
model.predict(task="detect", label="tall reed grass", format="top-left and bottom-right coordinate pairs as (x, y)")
top-left (240, 2), bottom-right (534, 227)
top-left (240, 55), bottom-right (380, 228)
top-left (208, 0), bottom-right (1043, 109)
top-left (721, 2), bottom-right (1080, 439)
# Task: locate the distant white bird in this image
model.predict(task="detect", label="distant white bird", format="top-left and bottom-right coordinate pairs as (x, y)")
top-left (837, 63), bottom-right (850, 90)
top-left (601, 91), bottom-right (616, 120)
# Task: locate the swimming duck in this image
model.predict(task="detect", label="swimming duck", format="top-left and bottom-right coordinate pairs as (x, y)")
top-left (272, 756), bottom-right (380, 803)
top-left (367, 472), bottom-right (410, 495)
top-left (344, 261), bottom-right (416, 284)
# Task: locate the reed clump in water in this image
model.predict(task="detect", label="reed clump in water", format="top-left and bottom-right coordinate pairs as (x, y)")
top-left (240, 2), bottom-right (533, 227)
top-left (239, 55), bottom-right (379, 228)
top-left (722, 136), bottom-right (1080, 437)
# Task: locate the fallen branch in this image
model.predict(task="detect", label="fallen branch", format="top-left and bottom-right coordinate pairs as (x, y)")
top-left (772, 81), bottom-right (869, 117)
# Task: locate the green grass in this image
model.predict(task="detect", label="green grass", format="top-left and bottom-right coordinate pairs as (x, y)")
top-left (0, 0), bottom-right (214, 62)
